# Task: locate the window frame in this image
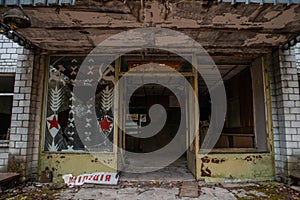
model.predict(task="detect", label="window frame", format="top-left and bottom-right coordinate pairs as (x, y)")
top-left (0, 73), bottom-right (15, 140)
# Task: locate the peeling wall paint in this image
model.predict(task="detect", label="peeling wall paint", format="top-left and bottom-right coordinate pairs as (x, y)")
top-left (197, 153), bottom-right (274, 182)
top-left (243, 34), bottom-right (286, 47)
top-left (39, 153), bottom-right (117, 183)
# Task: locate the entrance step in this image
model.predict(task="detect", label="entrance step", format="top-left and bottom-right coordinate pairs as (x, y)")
top-left (290, 173), bottom-right (300, 186)
top-left (121, 156), bottom-right (195, 182)
top-left (0, 173), bottom-right (20, 190)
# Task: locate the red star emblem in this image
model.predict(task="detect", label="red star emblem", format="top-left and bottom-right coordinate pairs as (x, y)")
top-left (98, 116), bottom-right (113, 132)
top-left (47, 115), bottom-right (59, 129)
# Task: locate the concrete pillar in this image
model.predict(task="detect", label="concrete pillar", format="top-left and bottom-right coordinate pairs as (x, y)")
top-left (270, 47), bottom-right (300, 183)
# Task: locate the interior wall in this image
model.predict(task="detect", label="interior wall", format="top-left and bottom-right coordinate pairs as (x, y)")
top-left (251, 57), bottom-right (268, 152)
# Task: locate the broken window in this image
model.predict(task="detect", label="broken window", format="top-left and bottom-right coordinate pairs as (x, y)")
top-left (199, 60), bottom-right (268, 151)
top-left (0, 74), bottom-right (14, 140)
top-left (220, 68), bottom-right (254, 148)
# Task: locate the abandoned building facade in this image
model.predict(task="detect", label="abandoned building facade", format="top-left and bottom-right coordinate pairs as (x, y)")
top-left (0, 0), bottom-right (300, 183)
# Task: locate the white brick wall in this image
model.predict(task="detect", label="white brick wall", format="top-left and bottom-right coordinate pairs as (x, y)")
top-left (0, 34), bottom-right (19, 73)
top-left (296, 43), bottom-right (300, 71)
top-left (0, 34), bottom-right (20, 172)
top-left (270, 47), bottom-right (300, 182)
top-left (8, 49), bottom-right (32, 175)
top-left (0, 34), bottom-right (43, 176)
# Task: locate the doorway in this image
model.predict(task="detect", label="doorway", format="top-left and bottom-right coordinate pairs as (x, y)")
top-left (125, 84), bottom-right (182, 153)
top-left (117, 60), bottom-right (197, 179)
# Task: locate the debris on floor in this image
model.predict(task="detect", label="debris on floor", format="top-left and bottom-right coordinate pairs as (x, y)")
top-left (179, 181), bottom-right (199, 198)
top-left (1, 181), bottom-right (299, 200)
top-left (0, 182), bottom-right (66, 200)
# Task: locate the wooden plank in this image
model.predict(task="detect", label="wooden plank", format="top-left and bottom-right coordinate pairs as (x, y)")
top-left (0, 172), bottom-right (20, 185)
top-left (290, 173), bottom-right (300, 180)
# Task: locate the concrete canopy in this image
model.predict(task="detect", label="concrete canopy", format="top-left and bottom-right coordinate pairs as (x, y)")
top-left (0, 0), bottom-right (299, 55)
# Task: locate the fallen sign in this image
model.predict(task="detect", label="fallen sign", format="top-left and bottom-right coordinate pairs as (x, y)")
top-left (63, 172), bottom-right (119, 186)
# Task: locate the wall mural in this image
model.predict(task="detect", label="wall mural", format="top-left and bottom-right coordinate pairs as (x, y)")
top-left (44, 56), bottom-right (115, 152)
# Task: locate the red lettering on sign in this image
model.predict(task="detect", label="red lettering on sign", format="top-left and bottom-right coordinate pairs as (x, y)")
top-left (83, 176), bottom-right (89, 182)
top-left (69, 176), bottom-right (76, 183)
top-left (100, 174), bottom-right (104, 181)
top-left (105, 175), bottom-right (111, 182)
top-left (94, 175), bottom-right (99, 181)
top-left (77, 176), bottom-right (81, 183)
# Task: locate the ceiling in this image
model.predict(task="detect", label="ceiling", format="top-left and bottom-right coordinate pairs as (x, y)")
top-left (0, 0), bottom-right (299, 54)
top-left (120, 52), bottom-right (250, 96)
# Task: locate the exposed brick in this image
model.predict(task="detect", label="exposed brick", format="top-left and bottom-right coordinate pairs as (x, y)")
top-left (16, 128), bottom-right (28, 134)
top-left (292, 135), bottom-right (300, 141)
top-left (291, 121), bottom-right (300, 127)
top-left (9, 134), bottom-right (21, 141)
top-left (15, 142), bottom-right (27, 148)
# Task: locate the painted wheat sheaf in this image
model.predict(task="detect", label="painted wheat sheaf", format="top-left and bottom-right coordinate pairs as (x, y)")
top-left (49, 85), bottom-right (63, 112)
top-left (96, 86), bottom-right (114, 111)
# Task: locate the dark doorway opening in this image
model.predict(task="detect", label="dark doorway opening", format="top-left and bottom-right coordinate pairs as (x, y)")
top-left (125, 84), bottom-right (181, 153)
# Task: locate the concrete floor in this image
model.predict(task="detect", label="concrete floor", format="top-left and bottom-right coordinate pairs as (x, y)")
top-left (120, 156), bottom-right (195, 182)
top-left (56, 183), bottom-right (280, 200)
